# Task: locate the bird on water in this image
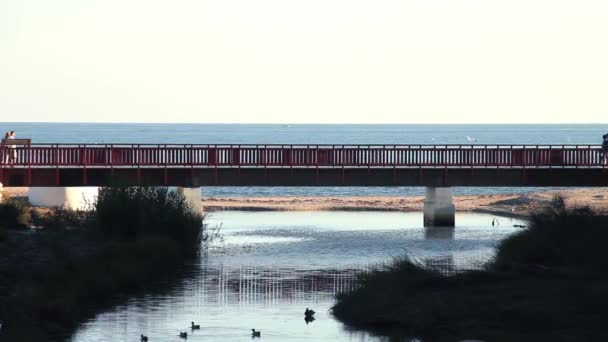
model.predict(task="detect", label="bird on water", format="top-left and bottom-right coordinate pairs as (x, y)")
top-left (179, 331), bottom-right (188, 338)
top-left (140, 334), bottom-right (148, 342)
top-left (191, 321), bottom-right (200, 330)
top-left (251, 329), bottom-right (261, 337)
top-left (305, 308), bottom-right (316, 317)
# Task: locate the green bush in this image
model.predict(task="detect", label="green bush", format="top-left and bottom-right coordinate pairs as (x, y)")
top-left (1, 237), bottom-right (185, 340)
top-left (0, 187), bottom-right (214, 341)
top-left (493, 194), bottom-right (608, 269)
top-left (36, 207), bottom-right (94, 231)
top-left (93, 187), bottom-right (205, 257)
top-left (332, 195), bottom-right (608, 340)
top-left (0, 200), bottom-right (30, 229)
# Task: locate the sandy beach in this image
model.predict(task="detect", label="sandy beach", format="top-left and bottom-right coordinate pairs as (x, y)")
top-left (3, 187), bottom-right (608, 219)
top-left (204, 188), bottom-right (608, 218)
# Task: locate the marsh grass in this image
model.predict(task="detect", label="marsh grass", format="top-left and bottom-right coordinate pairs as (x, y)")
top-left (0, 186), bottom-right (216, 341)
top-left (0, 200), bottom-right (30, 230)
top-left (493, 195), bottom-right (608, 269)
top-left (332, 195), bottom-right (608, 341)
top-left (1, 236), bottom-right (187, 341)
top-left (93, 187), bottom-right (205, 257)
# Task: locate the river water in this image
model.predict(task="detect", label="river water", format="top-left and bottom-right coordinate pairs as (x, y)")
top-left (70, 211), bottom-right (523, 342)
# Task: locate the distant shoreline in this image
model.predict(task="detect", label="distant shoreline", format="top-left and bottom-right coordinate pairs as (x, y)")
top-left (202, 188), bottom-right (608, 219)
top-left (4, 187), bottom-right (608, 219)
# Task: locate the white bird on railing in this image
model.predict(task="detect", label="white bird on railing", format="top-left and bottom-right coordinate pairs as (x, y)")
top-left (465, 136), bottom-right (477, 143)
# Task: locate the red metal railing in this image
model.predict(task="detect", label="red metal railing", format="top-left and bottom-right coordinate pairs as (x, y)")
top-left (0, 144), bottom-right (605, 168)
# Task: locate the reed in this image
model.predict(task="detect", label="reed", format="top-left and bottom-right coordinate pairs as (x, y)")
top-left (0, 200), bottom-right (30, 230)
top-left (0, 186), bottom-right (216, 341)
top-left (93, 187), bottom-right (206, 257)
top-left (332, 195), bottom-right (608, 340)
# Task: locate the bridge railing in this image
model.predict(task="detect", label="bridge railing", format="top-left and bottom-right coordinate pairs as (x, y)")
top-left (1, 144), bottom-right (605, 167)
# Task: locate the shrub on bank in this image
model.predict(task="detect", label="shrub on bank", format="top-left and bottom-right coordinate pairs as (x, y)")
top-left (1, 236), bottom-right (185, 341)
top-left (493, 195), bottom-right (608, 269)
top-left (0, 186), bottom-right (215, 341)
top-left (0, 200), bottom-right (30, 230)
top-left (93, 187), bottom-right (205, 257)
top-left (332, 195), bottom-right (608, 340)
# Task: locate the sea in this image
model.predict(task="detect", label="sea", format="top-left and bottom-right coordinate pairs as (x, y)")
top-left (1, 123), bottom-right (606, 197)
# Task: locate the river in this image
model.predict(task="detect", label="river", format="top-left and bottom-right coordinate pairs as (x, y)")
top-left (70, 211), bottom-right (523, 341)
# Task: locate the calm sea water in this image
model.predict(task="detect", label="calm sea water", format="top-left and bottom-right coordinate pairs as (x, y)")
top-left (2, 123), bottom-right (605, 196)
top-left (70, 211), bottom-right (523, 342)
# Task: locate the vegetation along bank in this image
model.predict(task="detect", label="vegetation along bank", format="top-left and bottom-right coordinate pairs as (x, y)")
top-left (332, 195), bottom-right (608, 341)
top-left (0, 187), bottom-right (216, 342)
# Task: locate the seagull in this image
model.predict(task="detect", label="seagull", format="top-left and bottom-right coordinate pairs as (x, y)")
top-left (465, 136), bottom-right (477, 143)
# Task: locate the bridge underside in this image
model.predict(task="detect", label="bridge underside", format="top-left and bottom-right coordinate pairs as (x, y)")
top-left (2, 167), bottom-right (608, 187)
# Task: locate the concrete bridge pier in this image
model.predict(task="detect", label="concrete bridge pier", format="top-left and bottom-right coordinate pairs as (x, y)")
top-left (28, 187), bottom-right (99, 210)
top-left (423, 187), bottom-right (455, 227)
top-left (177, 187), bottom-right (203, 213)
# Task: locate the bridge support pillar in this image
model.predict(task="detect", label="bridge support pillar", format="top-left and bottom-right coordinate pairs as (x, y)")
top-left (28, 187), bottom-right (99, 210)
top-left (177, 187), bottom-right (203, 213)
top-left (423, 187), bottom-right (455, 227)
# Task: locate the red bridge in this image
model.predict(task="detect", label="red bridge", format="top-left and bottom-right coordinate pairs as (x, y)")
top-left (1, 144), bottom-right (607, 187)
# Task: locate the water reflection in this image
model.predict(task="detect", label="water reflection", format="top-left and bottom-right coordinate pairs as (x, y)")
top-left (196, 263), bottom-right (361, 305)
top-left (424, 227), bottom-right (455, 240)
top-left (72, 211), bottom-right (522, 342)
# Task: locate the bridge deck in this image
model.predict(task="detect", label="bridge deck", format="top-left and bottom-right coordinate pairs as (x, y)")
top-left (1, 144), bottom-right (607, 187)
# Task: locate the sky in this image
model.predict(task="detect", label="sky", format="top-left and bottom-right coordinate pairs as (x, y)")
top-left (1, 0), bottom-right (607, 124)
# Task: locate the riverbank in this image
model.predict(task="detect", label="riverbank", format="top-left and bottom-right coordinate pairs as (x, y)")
top-left (331, 197), bottom-right (608, 341)
top-left (0, 187), bottom-right (209, 341)
top-left (0, 231), bottom-right (189, 341)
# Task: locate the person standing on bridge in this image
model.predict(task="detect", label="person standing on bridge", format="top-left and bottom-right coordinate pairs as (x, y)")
top-left (1, 131), bottom-right (10, 164)
top-left (6, 131), bottom-right (16, 164)
top-left (602, 134), bottom-right (608, 165)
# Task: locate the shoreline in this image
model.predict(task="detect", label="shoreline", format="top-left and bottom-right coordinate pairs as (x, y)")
top-left (0, 187), bottom-right (206, 341)
top-left (331, 198), bottom-right (608, 340)
top-left (202, 189), bottom-right (608, 219)
top-left (4, 187), bottom-right (608, 219)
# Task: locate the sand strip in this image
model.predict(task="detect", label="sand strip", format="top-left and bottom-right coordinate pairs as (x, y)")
top-left (3, 187), bottom-right (607, 219)
top-left (202, 188), bottom-right (608, 218)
